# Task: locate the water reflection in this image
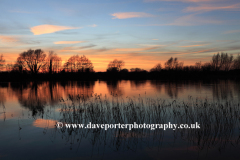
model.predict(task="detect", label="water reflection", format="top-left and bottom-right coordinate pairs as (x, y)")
top-left (1, 80), bottom-right (240, 160)
top-left (0, 80), bottom-right (240, 113)
top-left (107, 80), bottom-right (124, 96)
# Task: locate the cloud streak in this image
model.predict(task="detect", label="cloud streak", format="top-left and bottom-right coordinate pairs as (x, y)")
top-left (54, 41), bottom-right (85, 44)
top-left (111, 12), bottom-right (154, 19)
top-left (167, 14), bottom-right (222, 26)
top-left (88, 24), bottom-right (97, 27)
top-left (224, 30), bottom-right (240, 34)
top-left (30, 25), bottom-right (81, 35)
top-left (184, 3), bottom-right (240, 12)
top-left (179, 44), bottom-right (208, 47)
top-left (0, 35), bottom-right (19, 43)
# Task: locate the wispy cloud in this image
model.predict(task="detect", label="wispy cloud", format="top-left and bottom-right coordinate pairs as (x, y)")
top-left (54, 41), bottom-right (85, 44)
top-left (152, 39), bottom-right (159, 40)
top-left (167, 14), bottom-right (222, 26)
top-left (224, 30), bottom-right (240, 34)
top-left (30, 24), bottom-right (81, 35)
top-left (179, 44), bottom-right (208, 47)
top-left (9, 10), bottom-right (35, 14)
top-left (0, 35), bottom-right (19, 43)
top-left (183, 3), bottom-right (240, 12)
top-left (111, 12), bottom-right (154, 19)
top-left (88, 24), bottom-right (97, 27)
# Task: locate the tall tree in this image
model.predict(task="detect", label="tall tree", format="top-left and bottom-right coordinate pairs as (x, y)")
top-left (211, 52), bottom-right (233, 71)
top-left (233, 54), bottom-right (240, 70)
top-left (17, 49), bottom-right (47, 74)
top-left (46, 51), bottom-right (62, 74)
top-left (0, 54), bottom-right (5, 71)
top-left (165, 57), bottom-right (183, 70)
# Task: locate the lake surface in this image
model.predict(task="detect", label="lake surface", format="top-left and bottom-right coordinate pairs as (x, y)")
top-left (0, 80), bottom-right (240, 160)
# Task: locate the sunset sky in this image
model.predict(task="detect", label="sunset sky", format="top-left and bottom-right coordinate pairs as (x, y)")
top-left (0, 0), bottom-right (240, 71)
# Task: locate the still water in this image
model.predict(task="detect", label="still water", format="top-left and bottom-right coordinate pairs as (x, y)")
top-left (0, 80), bottom-right (240, 160)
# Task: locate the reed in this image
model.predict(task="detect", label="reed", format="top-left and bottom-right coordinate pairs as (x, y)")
top-left (52, 94), bottom-right (240, 152)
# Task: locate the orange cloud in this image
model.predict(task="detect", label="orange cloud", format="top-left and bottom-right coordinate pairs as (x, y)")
top-left (54, 41), bottom-right (85, 44)
top-left (111, 12), bottom-right (154, 19)
top-left (30, 24), bottom-right (81, 35)
top-left (184, 3), bottom-right (240, 12)
top-left (0, 35), bottom-right (18, 43)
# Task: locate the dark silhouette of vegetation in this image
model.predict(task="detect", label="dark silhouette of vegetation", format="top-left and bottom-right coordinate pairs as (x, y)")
top-left (1, 50), bottom-right (240, 81)
top-left (16, 49), bottom-right (47, 74)
top-left (63, 55), bottom-right (94, 73)
top-left (150, 63), bottom-right (162, 72)
top-left (0, 54), bottom-right (5, 71)
top-left (107, 59), bottom-right (124, 72)
top-left (164, 57), bottom-right (183, 70)
top-left (46, 51), bottom-right (62, 74)
top-left (211, 52), bottom-right (233, 71)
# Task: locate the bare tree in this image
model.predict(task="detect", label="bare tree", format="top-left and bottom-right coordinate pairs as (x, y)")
top-left (150, 63), bottom-right (162, 72)
top-left (13, 57), bottom-right (25, 73)
top-left (233, 54), bottom-right (240, 70)
top-left (211, 53), bottom-right (233, 71)
top-left (107, 59), bottom-right (124, 72)
top-left (221, 53), bottom-right (233, 71)
top-left (46, 51), bottom-right (62, 74)
top-left (6, 63), bottom-right (14, 72)
top-left (165, 57), bottom-right (183, 70)
top-left (77, 55), bottom-right (94, 72)
top-left (64, 55), bottom-right (93, 72)
top-left (17, 49), bottom-right (47, 74)
top-left (195, 61), bottom-right (202, 71)
top-left (0, 54), bottom-right (5, 71)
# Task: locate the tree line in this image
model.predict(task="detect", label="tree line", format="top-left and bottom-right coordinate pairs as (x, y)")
top-left (0, 49), bottom-right (240, 74)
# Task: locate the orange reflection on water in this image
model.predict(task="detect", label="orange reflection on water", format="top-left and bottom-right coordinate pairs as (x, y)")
top-left (33, 119), bottom-right (57, 128)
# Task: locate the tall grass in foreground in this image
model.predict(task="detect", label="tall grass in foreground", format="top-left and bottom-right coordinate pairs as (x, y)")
top-left (53, 94), bottom-right (240, 152)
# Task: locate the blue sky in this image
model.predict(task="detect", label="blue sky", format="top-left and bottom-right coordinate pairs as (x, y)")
top-left (0, 0), bottom-right (240, 71)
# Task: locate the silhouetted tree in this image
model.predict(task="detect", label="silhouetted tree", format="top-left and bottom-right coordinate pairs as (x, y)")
top-left (165, 57), bottom-right (183, 70)
top-left (202, 62), bottom-right (212, 72)
top-left (195, 61), bottom-right (202, 71)
top-left (221, 53), bottom-right (233, 71)
top-left (233, 54), bottom-right (240, 70)
top-left (120, 68), bottom-right (129, 73)
top-left (77, 55), bottom-right (94, 72)
top-left (45, 51), bottom-right (62, 74)
top-left (5, 63), bottom-right (13, 72)
top-left (150, 63), bottom-right (162, 72)
top-left (107, 59), bottom-right (124, 72)
top-left (16, 49), bottom-right (47, 74)
top-left (130, 68), bottom-right (145, 72)
top-left (211, 52), bottom-right (233, 71)
top-left (64, 55), bottom-right (93, 72)
top-left (13, 57), bottom-right (25, 73)
top-left (0, 54), bottom-right (5, 71)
